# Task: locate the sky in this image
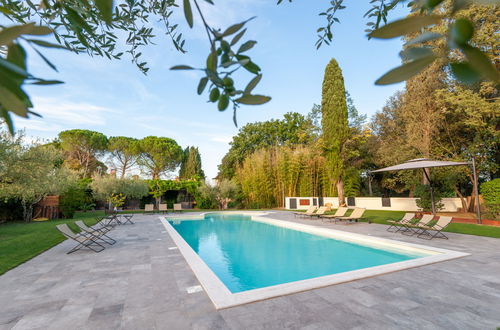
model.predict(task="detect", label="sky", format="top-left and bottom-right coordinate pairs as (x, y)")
top-left (13, 0), bottom-right (409, 180)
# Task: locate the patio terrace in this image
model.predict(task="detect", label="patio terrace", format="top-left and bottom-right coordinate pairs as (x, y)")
top-left (1, 211), bottom-right (499, 329)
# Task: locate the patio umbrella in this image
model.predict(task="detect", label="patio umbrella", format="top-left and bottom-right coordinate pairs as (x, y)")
top-left (370, 158), bottom-right (481, 223)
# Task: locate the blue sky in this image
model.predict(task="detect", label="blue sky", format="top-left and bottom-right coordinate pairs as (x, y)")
top-left (14, 0), bottom-right (408, 180)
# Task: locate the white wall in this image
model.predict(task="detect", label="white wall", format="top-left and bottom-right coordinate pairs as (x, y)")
top-left (285, 197), bottom-right (462, 212)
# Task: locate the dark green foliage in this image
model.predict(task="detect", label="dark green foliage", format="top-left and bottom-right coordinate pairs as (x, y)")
top-left (137, 136), bottom-right (183, 179)
top-left (321, 58), bottom-right (349, 202)
top-left (218, 112), bottom-right (317, 180)
top-left (108, 136), bottom-right (140, 178)
top-left (414, 184), bottom-right (444, 212)
top-left (58, 129), bottom-right (109, 177)
top-left (59, 186), bottom-right (87, 219)
top-left (481, 179), bottom-right (500, 219)
top-left (179, 146), bottom-right (205, 180)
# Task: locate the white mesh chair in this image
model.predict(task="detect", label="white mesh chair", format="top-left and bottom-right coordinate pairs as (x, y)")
top-left (321, 207), bottom-right (348, 222)
top-left (387, 213), bottom-right (415, 232)
top-left (331, 208), bottom-right (366, 224)
top-left (56, 224), bottom-right (105, 254)
top-left (294, 206), bottom-right (317, 217)
top-left (144, 204), bottom-right (154, 213)
top-left (416, 216), bottom-right (453, 240)
top-left (75, 220), bottom-right (116, 245)
top-left (173, 203), bottom-right (183, 213)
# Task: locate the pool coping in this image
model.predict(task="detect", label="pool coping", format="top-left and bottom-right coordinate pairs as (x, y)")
top-left (160, 212), bottom-right (470, 309)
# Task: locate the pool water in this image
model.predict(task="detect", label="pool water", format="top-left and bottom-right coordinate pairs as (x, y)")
top-left (169, 214), bottom-right (429, 293)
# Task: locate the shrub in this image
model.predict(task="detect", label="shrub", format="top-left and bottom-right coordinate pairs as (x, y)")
top-left (481, 179), bottom-right (500, 220)
top-left (414, 184), bottom-right (444, 212)
top-left (59, 186), bottom-right (87, 218)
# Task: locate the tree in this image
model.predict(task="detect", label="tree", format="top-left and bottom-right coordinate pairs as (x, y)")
top-left (321, 59), bottom-right (349, 206)
top-left (179, 146), bottom-right (205, 180)
top-left (218, 112), bottom-right (316, 179)
top-left (0, 129), bottom-right (74, 221)
top-left (107, 136), bottom-right (140, 178)
top-left (90, 175), bottom-right (149, 209)
top-left (58, 129), bottom-right (108, 177)
top-left (137, 136), bottom-right (183, 179)
top-left (3, 1), bottom-right (496, 133)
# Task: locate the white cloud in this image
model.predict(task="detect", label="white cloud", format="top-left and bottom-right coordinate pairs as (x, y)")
top-left (14, 96), bottom-right (118, 135)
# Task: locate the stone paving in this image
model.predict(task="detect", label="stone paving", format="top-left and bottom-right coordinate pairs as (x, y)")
top-left (1, 211), bottom-right (500, 329)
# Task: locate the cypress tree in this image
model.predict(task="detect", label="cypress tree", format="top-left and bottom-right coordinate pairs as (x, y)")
top-left (321, 58), bottom-right (349, 206)
top-left (179, 146), bottom-right (205, 180)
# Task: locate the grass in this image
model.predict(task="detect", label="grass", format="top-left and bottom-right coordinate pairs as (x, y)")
top-left (1, 208), bottom-right (499, 276)
top-left (0, 211), bottom-right (104, 276)
top-left (318, 209), bottom-right (500, 238)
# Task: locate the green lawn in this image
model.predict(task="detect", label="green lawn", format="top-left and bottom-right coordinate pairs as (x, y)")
top-left (0, 211), bottom-right (104, 276)
top-left (1, 208), bottom-right (498, 276)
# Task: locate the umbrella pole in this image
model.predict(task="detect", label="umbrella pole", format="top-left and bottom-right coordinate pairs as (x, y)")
top-left (422, 169), bottom-right (436, 215)
top-left (471, 157), bottom-right (482, 224)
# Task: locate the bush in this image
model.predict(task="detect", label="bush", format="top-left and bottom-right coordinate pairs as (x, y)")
top-left (59, 186), bottom-right (87, 218)
top-left (414, 184), bottom-right (444, 212)
top-left (481, 179), bottom-right (500, 219)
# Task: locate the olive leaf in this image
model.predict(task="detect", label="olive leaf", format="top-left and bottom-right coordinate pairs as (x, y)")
top-left (369, 15), bottom-right (442, 39)
top-left (235, 94), bottom-right (271, 105)
top-left (375, 55), bottom-right (437, 85)
top-left (95, 0), bottom-right (113, 24)
top-left (183, 0), bottom-right (194, 28)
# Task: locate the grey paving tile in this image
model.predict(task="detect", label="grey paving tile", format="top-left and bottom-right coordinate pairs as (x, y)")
top-left (0, 213), bottom-right (499, 329)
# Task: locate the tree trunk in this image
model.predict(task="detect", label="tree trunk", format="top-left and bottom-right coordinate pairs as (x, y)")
top-left (337, 178), bottom-right (346, 207)
top-left (468, 173), bottom-right (477, 212)
top-left (408, 185), bottom-right (415, 198)
top-left (22, 201), bottom-right (33, 222)
top-left (454, 186), bottom-right (469, 212)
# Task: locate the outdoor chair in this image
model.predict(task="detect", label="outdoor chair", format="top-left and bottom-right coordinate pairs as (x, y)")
top-left (75, 220), bottom-right (116, 245)
top-left (308, 206), bottom-right (328, 218)
top-left (402, 214), bottom-right (435, 236)
top-left (329, 208), bottom-right (366, 224)
top-left (144, 204), bottom-right (154, 213)
top-left (320, 207), bottom-right (348, 222)
top-left (56, 224), bottom-right (105, 254)
top-left (416, 216), bottom-right (453, 240)
top-left (294, 206), bottom-right (317, 217)
top-left (173, 203), bottom-right (183, 213)
top-left (158, 203), bottom-right (169, 213)
top-left (386, 213), bottom-right (416, 232)
top-left (118, 213), bottom-right (134, 224)
top-left (101, 213), bottom-right (122, 226)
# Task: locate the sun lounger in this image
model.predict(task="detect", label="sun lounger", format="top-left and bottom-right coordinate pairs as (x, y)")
top-left (326, 208), bottom-right (366, 224)
top-left (308, 206), bottom-right (328, 218)
top-left (173, 203), bottom-right (183, 213)
top-left (118, 213), bottom-right (134, 224)
top-left (75, 220), bottom-right (116, 245)
top-left (159, 203), bottom-right (169, 213)
top-left (56, 224), bottom-right (105, 254)
top-left (386, 213), bottom-right (415, 232)
top-left (144, 204), bottom-right (154, 213)
top-left (294, 206), bottom-right (317, 217)
top-left (402, 214), bottom-right (435, 236)
top-left (321, 207), bottom-right (348, 222)
top-left (416, 216), bottom-right (453, 240)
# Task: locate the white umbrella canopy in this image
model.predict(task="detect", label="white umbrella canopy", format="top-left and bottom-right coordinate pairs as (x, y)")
top-left (370, 158), bottom-right (480, 222)
top-left (371, 158), bottom-right (470, 173)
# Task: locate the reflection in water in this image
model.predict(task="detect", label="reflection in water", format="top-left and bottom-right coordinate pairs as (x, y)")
top-left (170, 214), bottom-right (427, 293)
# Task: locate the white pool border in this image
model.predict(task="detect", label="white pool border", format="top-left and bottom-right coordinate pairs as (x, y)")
top-left (160, 212), bottom-right (469, 309)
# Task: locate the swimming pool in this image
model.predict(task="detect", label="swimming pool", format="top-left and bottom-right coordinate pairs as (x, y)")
top-left (162, 212), bottom-right (468, 309)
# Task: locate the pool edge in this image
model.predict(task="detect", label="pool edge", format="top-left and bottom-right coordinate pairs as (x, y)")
top-left (160, 214), bottom-right (470, 310)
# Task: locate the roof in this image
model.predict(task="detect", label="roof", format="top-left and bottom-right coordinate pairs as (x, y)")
top-left (371, 158), bottom-right (470, 173)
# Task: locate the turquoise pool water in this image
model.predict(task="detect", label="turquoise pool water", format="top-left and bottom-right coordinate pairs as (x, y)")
top-left (168, 214), bottom-right (429, 293)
